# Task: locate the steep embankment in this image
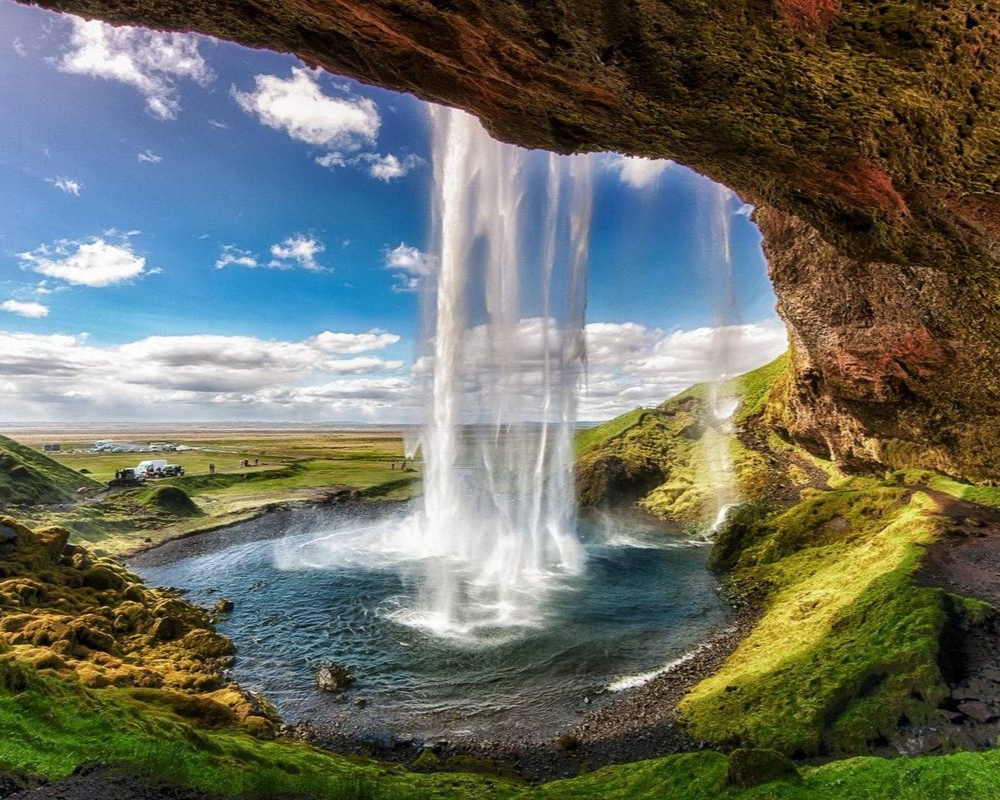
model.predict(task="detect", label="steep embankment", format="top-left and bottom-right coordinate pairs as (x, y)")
top-left (0, 435), bottom-right (100, 507)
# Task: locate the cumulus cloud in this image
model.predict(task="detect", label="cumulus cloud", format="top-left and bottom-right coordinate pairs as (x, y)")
top-left (1, 300), bottom-right (49, 319)
top-left (137, 149), bottom-right (162, 163)
top-left (269, 235), bottom-right (326, 271)
top-left (47, 176), bottom-right (82, 196)
top-left (383, 243), bottom-right (434, 292)
top-left (0, 328), bottom-right (408, 421)
top-left (232, 68), bottom-right (379, 152)
top-left (605, 155), bottom-right (673, 189)
top-left (58, 18), bottom-right (213, 120)
top-left (18, 232), bottom-right (152, 288)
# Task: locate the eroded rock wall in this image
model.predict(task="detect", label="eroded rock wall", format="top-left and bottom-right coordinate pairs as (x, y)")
top-left (24, 0), bottom-right (1000, 479)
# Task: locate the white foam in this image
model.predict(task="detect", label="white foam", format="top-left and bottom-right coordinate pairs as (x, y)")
top-left (606, 629), bottom-right (735, 692)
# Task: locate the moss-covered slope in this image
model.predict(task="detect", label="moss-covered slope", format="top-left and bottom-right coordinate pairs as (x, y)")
top-left (576, 354), bottom-right (822, 525)
top-left (0, 435), bottom-right (100, 507)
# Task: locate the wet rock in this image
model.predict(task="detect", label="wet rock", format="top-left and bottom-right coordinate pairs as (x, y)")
top-left (213, 598), bottom-right (234, 614)
top-left (555, 734), bottom-right (579, 751)
top-left (183, 628), bottom-right (235, 659)
top-left (726, 748), bottom-right (800, 788)
top-left (353, 697), bottom-right (368, 708)
top-left (316, 662), bottom-right (354, 692)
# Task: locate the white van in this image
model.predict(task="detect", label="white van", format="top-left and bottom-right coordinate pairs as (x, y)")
top-left (136, 459), bottom-right (169, 474)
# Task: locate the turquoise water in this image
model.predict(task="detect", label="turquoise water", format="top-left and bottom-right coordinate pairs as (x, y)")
top-left (134, 505), bottom-right (729, 741)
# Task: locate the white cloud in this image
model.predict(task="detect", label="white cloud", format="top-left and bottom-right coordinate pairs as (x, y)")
top-left (269, 235), bottom-right (326, 271)
top-left (137, 149), bottom-right (162, 163)
top-left (309, 330), bottom-right (400, 354)
top-left (47, 176), bottom-right (82, 196)
top-left (12, 38), bottom-right (27, 57)
top-left (18, 233), bottom-right (151, 288)
top-left (579, 320), bottom-right (788, 419)
top-left (215, 245), bottom-right (259, 270)
top-left (318, 151), bottom-right (423, 181)
top-left (232, 68), bottom-right (379, 151)
top-left (58, 18), bottom-right (213, 120)
top-left (0, 328), bottom-right (408, 421)
top-left (1, 300), bottom-right (49, 319)
top-left (208, 119), bottom-right (229, 129)
top-left (605, 155), bottom-right (673, 189)
top-left (383, 243), bottom-right (433, 292)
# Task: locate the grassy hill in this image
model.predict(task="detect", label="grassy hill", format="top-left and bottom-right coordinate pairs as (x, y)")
top-left (574, 354), bottom-right (811, 524)
top-left (0, 434), bottom-right (100, 507)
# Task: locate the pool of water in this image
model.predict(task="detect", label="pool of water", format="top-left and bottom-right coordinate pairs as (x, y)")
top-left (132, 504), bottom-right (730, 742)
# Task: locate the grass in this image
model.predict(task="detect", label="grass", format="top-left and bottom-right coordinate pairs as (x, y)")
top-left (7, 668), bottom-right (1000, 799)
top-left (0, 434), bottom-right (100, 506)
top-left (6, 429), bottom-right (423, 555)
top-left (0, 666), bottom-right (509, 799)
top-left (680, 481), bottom-right (954, 754)
top-left (574, 408), bottom-right (645, 457)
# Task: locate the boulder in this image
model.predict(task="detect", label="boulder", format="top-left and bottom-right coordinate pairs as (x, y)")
top-left (148, 616), bottom-right (185, 643)
top-left (213, 598), bottom-right (235, 614)
top-left (316, 662), bottom-right (354, 692)
top-left (33, 526), bottom-right (70, 563)
top-left (726, 748), bottom-right (801, 788)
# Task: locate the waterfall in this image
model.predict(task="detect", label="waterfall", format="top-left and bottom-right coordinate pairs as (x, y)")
top-left (702, 182), bottom-right (740, 531)
top-left (404, 106), bottom-right (592, 639)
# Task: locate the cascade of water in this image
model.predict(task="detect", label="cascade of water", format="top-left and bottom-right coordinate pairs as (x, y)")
top-left (406, 106), bottom-right (592, 639)
top-left (702, 182), bottom-right (740, 530)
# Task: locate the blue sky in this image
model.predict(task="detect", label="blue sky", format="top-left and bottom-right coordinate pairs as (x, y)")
top-left (0, 0), bottom-right (784, 422)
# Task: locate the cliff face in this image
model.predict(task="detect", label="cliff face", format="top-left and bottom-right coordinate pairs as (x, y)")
top-left (25, 0), bottom-right (1000, 479)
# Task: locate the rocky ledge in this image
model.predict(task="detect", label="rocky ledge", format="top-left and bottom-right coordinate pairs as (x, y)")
top-left (0, 515), bottom-right (280, 739)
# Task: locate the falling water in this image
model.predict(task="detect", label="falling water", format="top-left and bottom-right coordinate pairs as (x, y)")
top-left (702, 182), bottom-right (740, 531)
top-left (403, 107), bottom-right (593, 639)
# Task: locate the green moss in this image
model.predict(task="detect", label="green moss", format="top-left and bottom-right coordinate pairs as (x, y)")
top-left (681, 486), bottom-right (949, 754)
top-left (574, 407), bottom-right (645, 457)
top-left (0, 435), bottom-right (99, 507)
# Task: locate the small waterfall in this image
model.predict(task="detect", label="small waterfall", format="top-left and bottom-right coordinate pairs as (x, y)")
top-left (405, 107), bottom-right (593, 639)
top-left (702, 182), bottom-right (740, 531)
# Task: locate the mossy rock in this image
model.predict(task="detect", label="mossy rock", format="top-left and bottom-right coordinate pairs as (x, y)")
top-left (725, 748), bottom-right (800, 788)
top-left (82, 565), bottom-right (124, 592)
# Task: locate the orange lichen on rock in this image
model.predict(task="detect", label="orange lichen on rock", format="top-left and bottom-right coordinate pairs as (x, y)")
top-left (0, 514), bottom-right (280, 737)
top-left (805, 160), bottom-right (911, 217)
top-left (775, 0), bottom-right (840, 32)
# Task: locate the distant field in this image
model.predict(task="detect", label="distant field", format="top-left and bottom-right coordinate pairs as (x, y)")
top-left (7, 427), bottom-right (422, 555)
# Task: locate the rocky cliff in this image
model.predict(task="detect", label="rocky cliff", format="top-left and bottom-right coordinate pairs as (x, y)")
top-left (25, 0), bottom-right (1000, 479)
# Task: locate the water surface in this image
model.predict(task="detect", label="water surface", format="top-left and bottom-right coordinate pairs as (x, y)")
top-left (134, 505), bottom-right (729, 741)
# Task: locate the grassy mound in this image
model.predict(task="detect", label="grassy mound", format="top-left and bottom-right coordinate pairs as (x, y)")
top-left (139, 486), bottom-right (203, 517)
top-left (0, 435), bottom-right (99, 507)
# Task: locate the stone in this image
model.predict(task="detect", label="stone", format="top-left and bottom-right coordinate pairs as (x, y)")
top-left (957, 701), bottom-right (998, 724)
top-left (213, 598), bottom-right (234, 614)
top-left (148, 616), bottom-right (185, 643)
top-left (726, 748), bottom-right (801, 788)
top-left (316, 662), bottom-right (354, 692)
top-left (0, 524), bottom-right (19, 553)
